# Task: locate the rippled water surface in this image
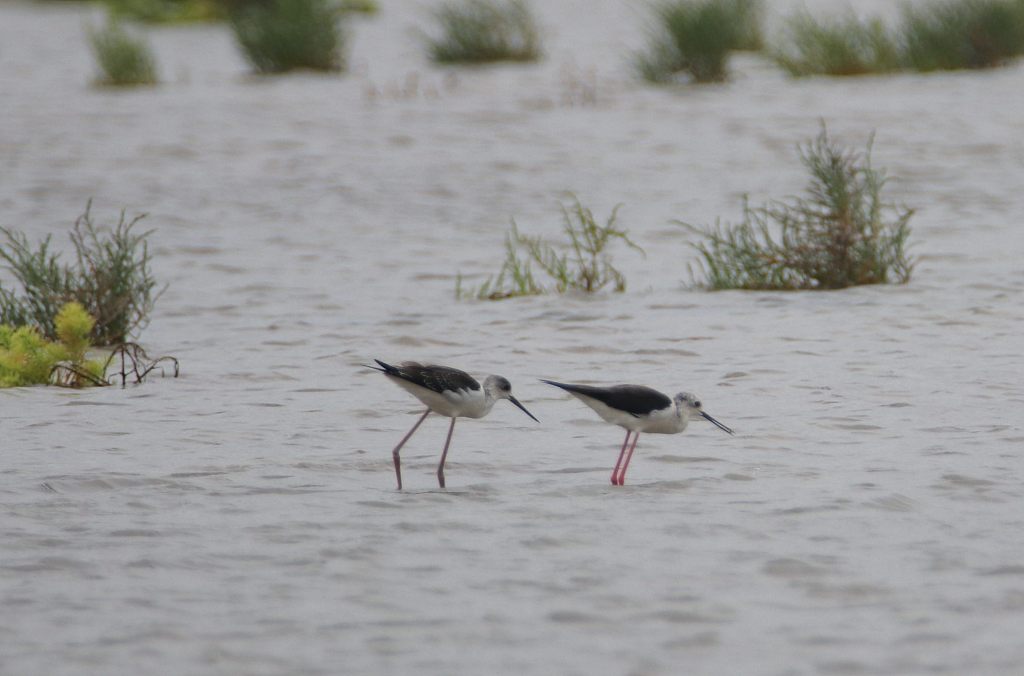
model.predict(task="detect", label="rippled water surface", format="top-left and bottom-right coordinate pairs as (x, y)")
top-left (3, 1), bottom-right (1024, 674)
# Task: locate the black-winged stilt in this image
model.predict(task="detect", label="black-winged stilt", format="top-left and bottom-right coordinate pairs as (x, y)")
top-left (541, 380), bottom-right (733, 486)
top-left (368, 359), bottom-right (538, 489)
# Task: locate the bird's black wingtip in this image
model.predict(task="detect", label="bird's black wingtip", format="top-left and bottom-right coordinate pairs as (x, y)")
top-left (364, 359), bottom-right (393, 373)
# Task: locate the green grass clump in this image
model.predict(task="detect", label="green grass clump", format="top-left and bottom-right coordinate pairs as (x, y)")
top-left (773, 11), bottom-right (901, 76)
top-left (636, 0), bottom-right (762, 83)
top-left (775, 0), bottom-right (1024, 77)
top-left (88, 20), bottom-right (159, 86)
top-left (0, 303), bottom-right (106, 388)
top-left (459, 196), bottom-right (644, 300)
top-left (901, 0), bottom-right (1024, 71)
top-left (96, 0), bottom-right (376, 23)
top-left (0, 201), bottom-right (161, 345)
top-left (103, 0), bottom-right (222, 23)
top-left (680, 128), bottom-right (914, 290)
top-left (337, 0), bottom-right (378, 13)
top-left (229, 0), bottom-right (346, 74)
top-left (427, 0), bottom-right (541, 64)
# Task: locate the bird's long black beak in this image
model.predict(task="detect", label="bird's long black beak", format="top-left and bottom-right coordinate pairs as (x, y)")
top-left (702, 411), bottom-right (734, 435)
top-left (509, 395), bottom-right (539, 422)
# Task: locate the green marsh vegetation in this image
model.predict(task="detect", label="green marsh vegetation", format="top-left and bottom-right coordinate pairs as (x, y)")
top-left (679, 128), bottom-right (915, 290)
top-left (458, 196), bottom-right (644, 300)
top-left (0, 201), bottom-right (162, 346)
top-left (773, 11), bottom-right (901, 77)
top-left (901, 0), bottom-right (1024, 71)
top-left (229, 0), bottom-right (347, 74)
top-left (51, 0), bottom-right (377, 24)
top-left (0, 302), bottom-right (179, 388)
top-left (775, 0), bottom-right (1024, 76)
top-left (0, 303), bottom-right (106, 387)
top-left (636, 0), bottom-right (763, 84)
top-left (103, 0), bottom-right (222, 23)
top-left (427, 0), bottom-right (542, 64)
top-left (88, 19), bottom-right (159, 86)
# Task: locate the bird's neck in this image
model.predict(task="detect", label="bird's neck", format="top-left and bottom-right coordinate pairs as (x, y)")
top-left (674, 404), bottom-right (689, 432)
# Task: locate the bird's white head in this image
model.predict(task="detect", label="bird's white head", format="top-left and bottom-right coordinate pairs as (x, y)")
top-left (483, 375), bottom-right (539, 422)
top-left (674, 392), bottom-right (734, 435)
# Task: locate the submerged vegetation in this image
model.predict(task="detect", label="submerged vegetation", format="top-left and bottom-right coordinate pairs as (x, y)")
top-left (88, 19), bottom-right (159, 86)
top-left (0, 201), bottom-right (162, 346)
top-left (229, 0), bottom-right (346, 73)
top-left (427, 0), bottom-right (541, 64)
top-left (680, 128), bottom-right (914, 290)
top-left (459, 196), bottom-right (643, 300)
top-left (636, 0), bottom-right (762, 83)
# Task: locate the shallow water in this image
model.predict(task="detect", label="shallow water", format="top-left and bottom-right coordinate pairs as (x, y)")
top-left (3, 1), bottom-right (1024, 674)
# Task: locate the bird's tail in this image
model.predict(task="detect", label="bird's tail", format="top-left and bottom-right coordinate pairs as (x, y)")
top-left (541, 379), bottom-right (582, 394)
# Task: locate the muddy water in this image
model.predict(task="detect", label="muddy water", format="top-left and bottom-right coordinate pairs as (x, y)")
top-left (3, 1), bottom-right (1024, 674)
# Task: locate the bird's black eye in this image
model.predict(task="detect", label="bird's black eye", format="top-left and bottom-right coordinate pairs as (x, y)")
top-left (694, 401), bottom-right (701, 408)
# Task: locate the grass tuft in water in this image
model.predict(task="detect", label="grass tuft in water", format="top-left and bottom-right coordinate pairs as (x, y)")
top-left (900, 0), bottom-right (1024, 71)
top-left (88, 19), bottom-right (159, 86)
top-left (102, 0), bottom-right (222, 23)
top-left (636, 0), bottom-right (762, 83)
top-left (0, 201), bottom-right (162, 345)
top-left (460, 196), bottom-right (643, 300)
top-left (229, 0), bottom-right (346, 74)
top-left (773, 11), bottom-right (902, 76)
top-left (679, 127), bottom-right (915, 290)
top-left (427, 0), bottom-right (541, 64)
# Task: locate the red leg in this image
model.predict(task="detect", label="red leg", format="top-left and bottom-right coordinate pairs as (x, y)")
top-left (616, 433), bottom-right (641, 486)
top-left (436, 417), bottom-right (457, 489)
top-left (611, 430), bottom-right (633, 486)
top-left (392, 408), bottom-right (430, 490)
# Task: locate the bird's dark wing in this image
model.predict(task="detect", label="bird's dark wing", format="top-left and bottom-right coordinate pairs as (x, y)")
top-left (373, 360), bottom-right (480, 394)
top-left (541, 380), bottom-right (671, 417)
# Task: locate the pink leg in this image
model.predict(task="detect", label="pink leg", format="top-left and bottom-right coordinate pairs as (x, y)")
top-left (616, 433), bottom-right (641, 486)
top-left (611, 430), bottom-right (633, 486)
top-left (436, 417), bottom-right (457, 489)
top-left (392, 408), bottom-right (430, 490)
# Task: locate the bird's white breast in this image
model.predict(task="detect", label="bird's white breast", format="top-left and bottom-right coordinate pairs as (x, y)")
top-left (569, 393), bottom-right (685, 433)
top-left (388, 376), bottom-right (490, 418)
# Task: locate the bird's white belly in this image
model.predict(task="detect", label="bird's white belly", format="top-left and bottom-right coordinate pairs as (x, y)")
top-left (573, 395), bottom-right (685, 433)
top-left (388, 376), bottom-right (488, 418)
top-left (638, 407), bottom-right (688, 434)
